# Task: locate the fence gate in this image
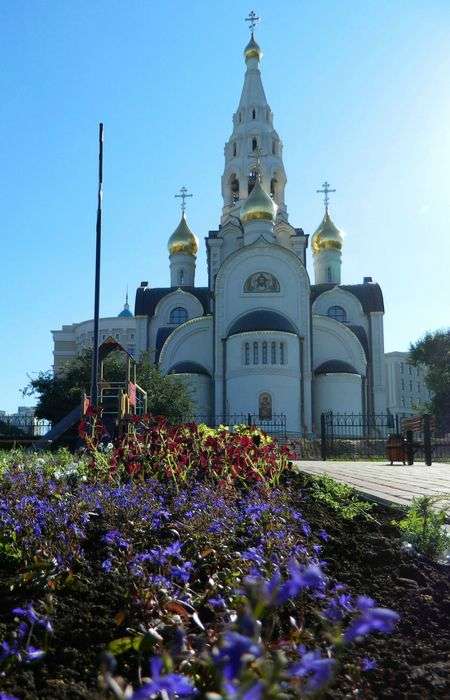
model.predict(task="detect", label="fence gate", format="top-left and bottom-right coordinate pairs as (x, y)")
top-left (320, 412), bottom-right (397, 460)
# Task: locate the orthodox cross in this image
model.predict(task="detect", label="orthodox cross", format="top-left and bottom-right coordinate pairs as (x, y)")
top-left (316, 181), bottom-right (336, 212)
top-left (249, 146), bottom-right (267, 178)
top-left (175, 186), bottom-right (193, 214)
top-left (245, 10), bottom-right (260, 34)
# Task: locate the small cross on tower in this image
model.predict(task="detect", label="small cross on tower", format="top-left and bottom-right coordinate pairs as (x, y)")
top-left (175, 186), bottom-right (193, 215)
top-left (316, 181), bottom-right (336, 212)
top-left (249, 146), bottom-right (267, 178)
top-left (245, 10), bottom-right (260, 35)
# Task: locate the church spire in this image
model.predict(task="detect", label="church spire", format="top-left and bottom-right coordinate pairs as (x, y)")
top-left (221, 13), bottom-right (287, 225)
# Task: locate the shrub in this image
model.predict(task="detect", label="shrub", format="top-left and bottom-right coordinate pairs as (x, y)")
top-left (395, 495), bottom-right (450, 559)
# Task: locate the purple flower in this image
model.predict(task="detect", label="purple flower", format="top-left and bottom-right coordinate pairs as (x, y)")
top-left (208, 596), bottom-right (226, 609)
top-left (215, 632), bottom-right (262, 681)
top-left (131, 657), bottom-right (197, 699)
top-left (277, 561), bottom-right (326, 603)
top-left (288, 646), bottom-right (335, 693)
top-left (323, 594), bottom-right (354, 623)
top-left (361, 657), bottom-right (377, 671)
top-left (171, 561), bottom-right (193, 583)
top-left (318, 529), bottom-right (330, 542)
top-left (102, 530), bottom-right (129, 549)
top-left (12, 605), bottom-right (53, 633)
top-left (344, 598), bottom-right (399, 642)
top-left (102, 558), bottom-right (113, 573)
top-left (24, 646), bottom-right (45, 663)
top-left (0, 693), bottom-right (20, 700)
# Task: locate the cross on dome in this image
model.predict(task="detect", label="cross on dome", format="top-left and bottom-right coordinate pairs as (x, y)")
top-left (316, 181), bottom-right (336, 213)
top-left (245, 10), bottom-right (260, 34)
top-left (175, 186), bottom-right (193, 215)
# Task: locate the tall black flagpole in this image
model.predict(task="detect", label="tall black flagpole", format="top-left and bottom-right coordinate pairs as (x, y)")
top-left (91, 123), bottom-right (103, 407)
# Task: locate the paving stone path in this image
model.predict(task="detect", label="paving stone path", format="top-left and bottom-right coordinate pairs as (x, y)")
top-left (293, 460), bottom-right (450, 509)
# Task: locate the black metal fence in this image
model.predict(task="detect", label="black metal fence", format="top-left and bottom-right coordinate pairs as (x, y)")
top-left (320, 411), bottom-right (450, 462)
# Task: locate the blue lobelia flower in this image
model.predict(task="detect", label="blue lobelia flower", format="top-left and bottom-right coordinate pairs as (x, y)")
top-left (0, 693), bottom-right (20, 700)
top-left (12, 605), bottom-right (53, 634)
top-left (288, 646), bottom-right (335, 693)
top-left (170, 562), bottom-right (193, 583)
top-left (131, 657), bottom-right (197, 699)
top-left (361, 657), bottom-right (377, 671)
top-left (344, 597), bottom-right (399, 642)
top-left (277, 561), bottom-right (326, 604)
top-left (215, 632), bottom-right (262, 681)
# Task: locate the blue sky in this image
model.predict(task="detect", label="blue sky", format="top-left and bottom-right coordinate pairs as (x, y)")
top-left (1, 0), bottom-right (449, 412)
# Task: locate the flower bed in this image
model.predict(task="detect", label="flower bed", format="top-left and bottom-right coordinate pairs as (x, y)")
top-left (0, 421), bottom-right (448, 698)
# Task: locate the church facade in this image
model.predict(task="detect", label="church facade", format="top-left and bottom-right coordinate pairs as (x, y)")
top-left (133, 29), bottom-right (387, 435)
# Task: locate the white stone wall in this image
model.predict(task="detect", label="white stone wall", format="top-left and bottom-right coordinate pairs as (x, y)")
top-left (313, 373), bottom-right (363, 432)
top-left (312, 288), bottom-right (368, 332)
top-left (312, 315), bottom-right (367, 375)
top-left (149, 290), bottom-right (205, 363)
top-left (159, 317), bottom-right (213, 376)
top-left (226, 331), bottom-right (300, 433)
top-left (170, 373), bottom-right (212, 420)
top-left (214, 238), bottom-right (312, 433)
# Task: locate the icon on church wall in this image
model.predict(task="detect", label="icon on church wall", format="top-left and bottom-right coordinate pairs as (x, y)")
top-left (259, 392), bottom-right (272, 420)
top-left (244, 271), bottom-right (280, 293)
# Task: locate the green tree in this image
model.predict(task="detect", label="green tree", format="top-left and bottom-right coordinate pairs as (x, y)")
top-left (24, 349), bottom-right (192, 424)
top-left (409, 328), bottom-right (450, 432)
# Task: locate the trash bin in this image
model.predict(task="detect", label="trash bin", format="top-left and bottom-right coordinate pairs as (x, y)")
top-left (386, 434), bottom-right (406, 465)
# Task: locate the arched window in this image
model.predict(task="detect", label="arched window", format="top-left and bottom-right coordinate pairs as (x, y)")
top-left (327, 306), bottom-right (347, 323)
top-left (279, 342), bottom-right (285, 365)
top-left (253, 341), bottom-right (259, 364)
top-left (252, 108), bottom-right (256, 120)
top-left (271, 341), bottom-right (277, 364)
top-left (244, 342), bottom-right (250, 365)
top-left (233, 142), bottom-right (237, 157)
top-left (262, 341), bottom-right (268, 364)
top-left (272, 139), bottom-right (276, 155)
top-left (178, 269), bottom-right (184, 285)
top-left (230, 174), bottom-right (239, 204)
top-left (248, 169), bottom-right (257, 195)
top-left (259, 393), bottom-right (272, 420)
top-left (252, 137), bottom-right (257, 152)
top-left (270, 177), bottom-right (278, 199)
top-left (239, 112), bottom-right (242, 123)
top-left (169, 307), bottom-right (188, 325)
top-left (327, 267), bottom-right (332, 282)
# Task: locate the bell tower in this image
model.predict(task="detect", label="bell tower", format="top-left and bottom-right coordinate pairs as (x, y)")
top-left (221, 12), bottom-right (287, 225)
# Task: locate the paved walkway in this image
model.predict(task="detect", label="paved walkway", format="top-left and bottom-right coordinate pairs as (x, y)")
top-left (293, 460), bottom-right (450, 509)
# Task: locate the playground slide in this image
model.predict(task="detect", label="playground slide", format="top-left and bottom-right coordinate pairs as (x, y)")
top-left (32, 405), bottom-right (82, 450)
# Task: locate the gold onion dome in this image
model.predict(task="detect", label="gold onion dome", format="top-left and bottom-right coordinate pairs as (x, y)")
top-left (244, 34), bottom-right (262, 61)
top-left (311, 210), bottom-right (344, 253)
top-left (240, 179), bottom-right (278, 223)
top-left (167, 214), bottom-right (199, 256)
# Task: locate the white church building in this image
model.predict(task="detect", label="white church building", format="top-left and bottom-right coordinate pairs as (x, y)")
top-left (53, 25), bottom-right (387, 436)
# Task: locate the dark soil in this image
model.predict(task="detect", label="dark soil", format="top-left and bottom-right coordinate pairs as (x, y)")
top-left (1, 475), bottom-right (449, 699)
top-left (294, 475), bottom-right (450, 699)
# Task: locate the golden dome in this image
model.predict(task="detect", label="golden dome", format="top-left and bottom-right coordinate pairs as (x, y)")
top-left (240, 179), bottom-right (277, 224)
top-left (311, 210), bottom-right (344, 254)
top-left (244, 34), bottom-right (262, 61)
top-left (167, 214), bottom-right (199, 256)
